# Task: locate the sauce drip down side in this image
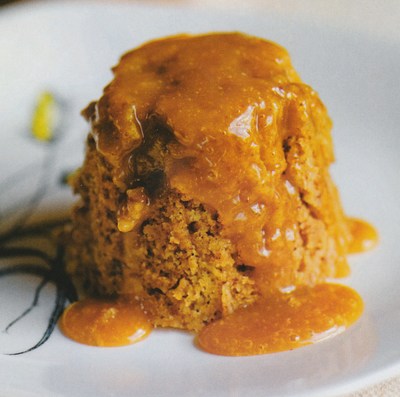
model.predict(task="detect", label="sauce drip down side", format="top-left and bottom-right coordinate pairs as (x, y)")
top-left (89, 33), bottom-right (349, 291)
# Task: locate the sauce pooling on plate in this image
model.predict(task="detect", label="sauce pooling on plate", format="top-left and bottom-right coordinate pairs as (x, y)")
top-left (197, 283), bottom-right (363, 356)
top-left (60, 219), bottom-right (375, 351)
top-left (59, 220), bottom-right (376, 350)
top-left (60, 297), bottom-right (151, 347)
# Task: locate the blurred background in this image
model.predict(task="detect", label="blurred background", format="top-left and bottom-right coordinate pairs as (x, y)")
top-left (1, 0), bottom-right (399, 42)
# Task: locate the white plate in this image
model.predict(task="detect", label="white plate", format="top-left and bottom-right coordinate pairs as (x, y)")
top-left (0, 1), bottom-right (399, 396)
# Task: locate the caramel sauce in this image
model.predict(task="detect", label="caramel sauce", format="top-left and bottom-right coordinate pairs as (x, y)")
top-left (69, 34), bottom-right (377, 354)
top-left (197, 283), bottom-right (363, 356)
top-left (347, 218), bottom-right (378, 254)
top-left (59, 297), bottom-right (152, 347)
top-left (88, 33), bottom-right (350, 292)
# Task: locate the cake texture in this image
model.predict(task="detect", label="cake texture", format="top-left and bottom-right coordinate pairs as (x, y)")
top-left (67, 33), bottom-right (352, 331)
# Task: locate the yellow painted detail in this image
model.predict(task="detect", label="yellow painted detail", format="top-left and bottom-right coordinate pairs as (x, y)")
top-left (32, 91), bottom-right (56, 141)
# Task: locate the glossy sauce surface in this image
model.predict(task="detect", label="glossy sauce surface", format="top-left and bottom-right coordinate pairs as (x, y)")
top-left (197, 283), bottom-right (363, 356)
top-left (88, 33), bottom-right (350, 291)
top-left (60, 297), bottom-right (152, 347)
